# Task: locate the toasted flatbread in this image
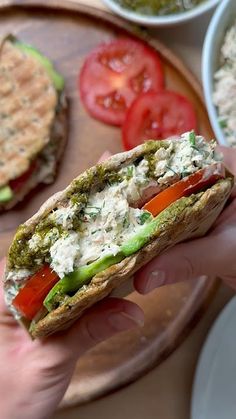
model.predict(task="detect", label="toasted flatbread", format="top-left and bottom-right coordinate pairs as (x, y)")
top-left (4, 138), bottom-right (233, 338)
top-left (0, 93), bottom-right (68, 211)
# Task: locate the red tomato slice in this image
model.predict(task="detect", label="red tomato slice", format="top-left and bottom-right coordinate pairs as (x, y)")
top-left (143, 163), bottom-right (225, 217)
top-left (12, 265), bottom-right (59, 320)
top-left (122, 90), bottom-right (197, 150)
top-left (79, 38), bottom-right (164, 126)
top-left (9, 161), bottom-right (37, 192)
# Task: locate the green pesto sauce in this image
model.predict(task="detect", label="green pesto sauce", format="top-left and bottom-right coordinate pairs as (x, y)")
top-left (116, 0), bottom-right (206, 15)
top-left (8, 227), bottom-right (35, 269)
top-left (144, 140), bottom-right (168, 177)
top-left (34, 218), bottom-right (63, 239)
top-left (67, 166), bottom-right (122, 203)
top-left (8, 219), bottom-right (64, 269)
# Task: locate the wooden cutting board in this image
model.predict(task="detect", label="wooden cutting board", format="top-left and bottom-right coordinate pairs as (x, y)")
top-left (0, 0), bottom-right (217, 408)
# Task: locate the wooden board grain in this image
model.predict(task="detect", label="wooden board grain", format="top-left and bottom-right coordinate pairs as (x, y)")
top-left (0, 0), bottom-right (217, 408)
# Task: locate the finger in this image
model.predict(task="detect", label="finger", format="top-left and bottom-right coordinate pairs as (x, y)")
top-left (134, 235), bottom-right (226, 294)
top-left (214, 197), bottom-right (236, 228)
top-left (217, 145), bottom-right (236, 175)
top-left (60, 297), bottom-right (144, 358)
top-left (98, 150), bottom-right (112, 163)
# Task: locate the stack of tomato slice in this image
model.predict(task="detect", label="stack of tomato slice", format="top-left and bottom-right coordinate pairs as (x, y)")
top-left (79, 38), bottom-right (197, 150)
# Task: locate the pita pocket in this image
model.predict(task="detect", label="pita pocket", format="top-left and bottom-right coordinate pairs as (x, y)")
top-left (3, 132), bottom-right (234, 338)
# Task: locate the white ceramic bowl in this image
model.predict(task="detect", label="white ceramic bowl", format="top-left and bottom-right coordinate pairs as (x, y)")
top-left (102, 0), bottom-right (220, 27)
top-left (202, 0), bottom-right (236, 146)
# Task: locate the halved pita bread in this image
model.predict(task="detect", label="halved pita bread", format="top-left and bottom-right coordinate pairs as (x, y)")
top-left (4, 140), bottom-right (234, 338)
top-left (0, 93), bottom-right (68, 211)
top-left (0, 36), bottom-right (68, 210)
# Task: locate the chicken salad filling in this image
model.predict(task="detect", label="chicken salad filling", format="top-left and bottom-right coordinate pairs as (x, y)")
top-left (213, 20), bottom-right (236, 147)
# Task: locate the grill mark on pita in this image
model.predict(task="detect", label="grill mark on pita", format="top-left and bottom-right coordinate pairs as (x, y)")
top-left (0, 41), bottom-right (57, 187)
top-left (0, 92), bottom-right (68, 211)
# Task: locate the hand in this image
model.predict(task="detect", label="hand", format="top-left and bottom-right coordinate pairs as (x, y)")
top-left (134, 146), bottom-right (236, 293)
top-left (0, 257), bottom-right (143, 419)
top-left (0, 152), bottom-right (144, 419)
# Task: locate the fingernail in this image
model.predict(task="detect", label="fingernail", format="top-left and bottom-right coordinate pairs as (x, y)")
top-left (108, 310), bottom-right (144, 331)
top-left (98, 150), bottom-right (112, 163)
top-left (144, 270), bottom-right (166, 294)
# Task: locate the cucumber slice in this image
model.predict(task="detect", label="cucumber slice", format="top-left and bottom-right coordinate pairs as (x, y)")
top-left (14, 41), bottom-right (64, 91)
top-left (0, 185), bottom-right (13, 202)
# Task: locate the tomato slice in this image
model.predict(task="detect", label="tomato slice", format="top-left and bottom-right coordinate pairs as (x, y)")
top-left (79, 38), bottom-right (164, 126)
top-left (143, 163), bottom-right (225, 217)
top-left (122, 90), bottom-right (197, 150)
top-left (12, 265), bottom-right (59, 320)
top-left (9, 161), bottom-right (37, 192)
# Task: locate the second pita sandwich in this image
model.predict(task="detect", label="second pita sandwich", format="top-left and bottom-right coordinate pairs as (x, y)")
top-left (0, 35), bottom-right (68, 210)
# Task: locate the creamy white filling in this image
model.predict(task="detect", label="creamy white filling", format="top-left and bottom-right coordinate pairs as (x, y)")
top-left (155, 133), bottom-right (216, 185)
top-left (4, 283), bottom-right (22, 320)
top-left (77, 185), bottom-right (147, 267)
top-left (6, 268), bottom-right (32, 281)
top-left (5, 269), bottom-right (32, 319)
top-left (50, 232), bottom-right (81, 278)
top-left (28, 227), bottom-right (60, 252)
top-left (50, 205), bottom-right (76, 230)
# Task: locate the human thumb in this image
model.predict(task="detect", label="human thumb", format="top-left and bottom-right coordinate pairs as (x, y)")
top-left (62, 297), bottom-right (144, 358)
top-left (134, 235), bottom-right (226, 294)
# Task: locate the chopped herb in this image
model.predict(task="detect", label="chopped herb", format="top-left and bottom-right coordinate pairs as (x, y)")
top-left (189, 131), bottom-right (196, 146)
top-left (126, 165), bottom-right (134, 179)
top-left (86, 206), bottom-right (101, 211)
top-left (219, 119), bottom-right (227, 129)
top-left (191, 144), bottom-right (200, 152)
top-left (105, 226), bottom-right (112, 233)
top-left (166, 165), bottom-right (178, 175)
top-left (181, 167), bottom-right (190, 179)
top-left (84, 212), bottom-right (99, 220)
top-left (92, 229), bottom-right (101, 235)
top-left (189, 132), bottom-right (201, 152)
top-left (139, 211), bottom-right (152, 225)
top-left (82, 205), bottom-right (102, 221)
top-left (123, 215), bottom-right (130, 228)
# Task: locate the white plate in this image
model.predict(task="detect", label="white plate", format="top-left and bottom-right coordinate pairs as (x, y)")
top-left (191, 296), bottom-right (236, 419)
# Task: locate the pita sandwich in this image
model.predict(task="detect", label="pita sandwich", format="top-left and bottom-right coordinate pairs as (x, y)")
top-left (3, 132), bottom-right (234, 338)
top-left (0, 35), bottom-right (68, 210)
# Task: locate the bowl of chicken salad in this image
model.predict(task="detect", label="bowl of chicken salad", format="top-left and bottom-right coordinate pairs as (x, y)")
top-left (202, 0), bottom-right (236, 147)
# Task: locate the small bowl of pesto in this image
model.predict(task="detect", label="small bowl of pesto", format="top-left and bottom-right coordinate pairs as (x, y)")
top-left (102, 0), bottom-right (220, 27)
